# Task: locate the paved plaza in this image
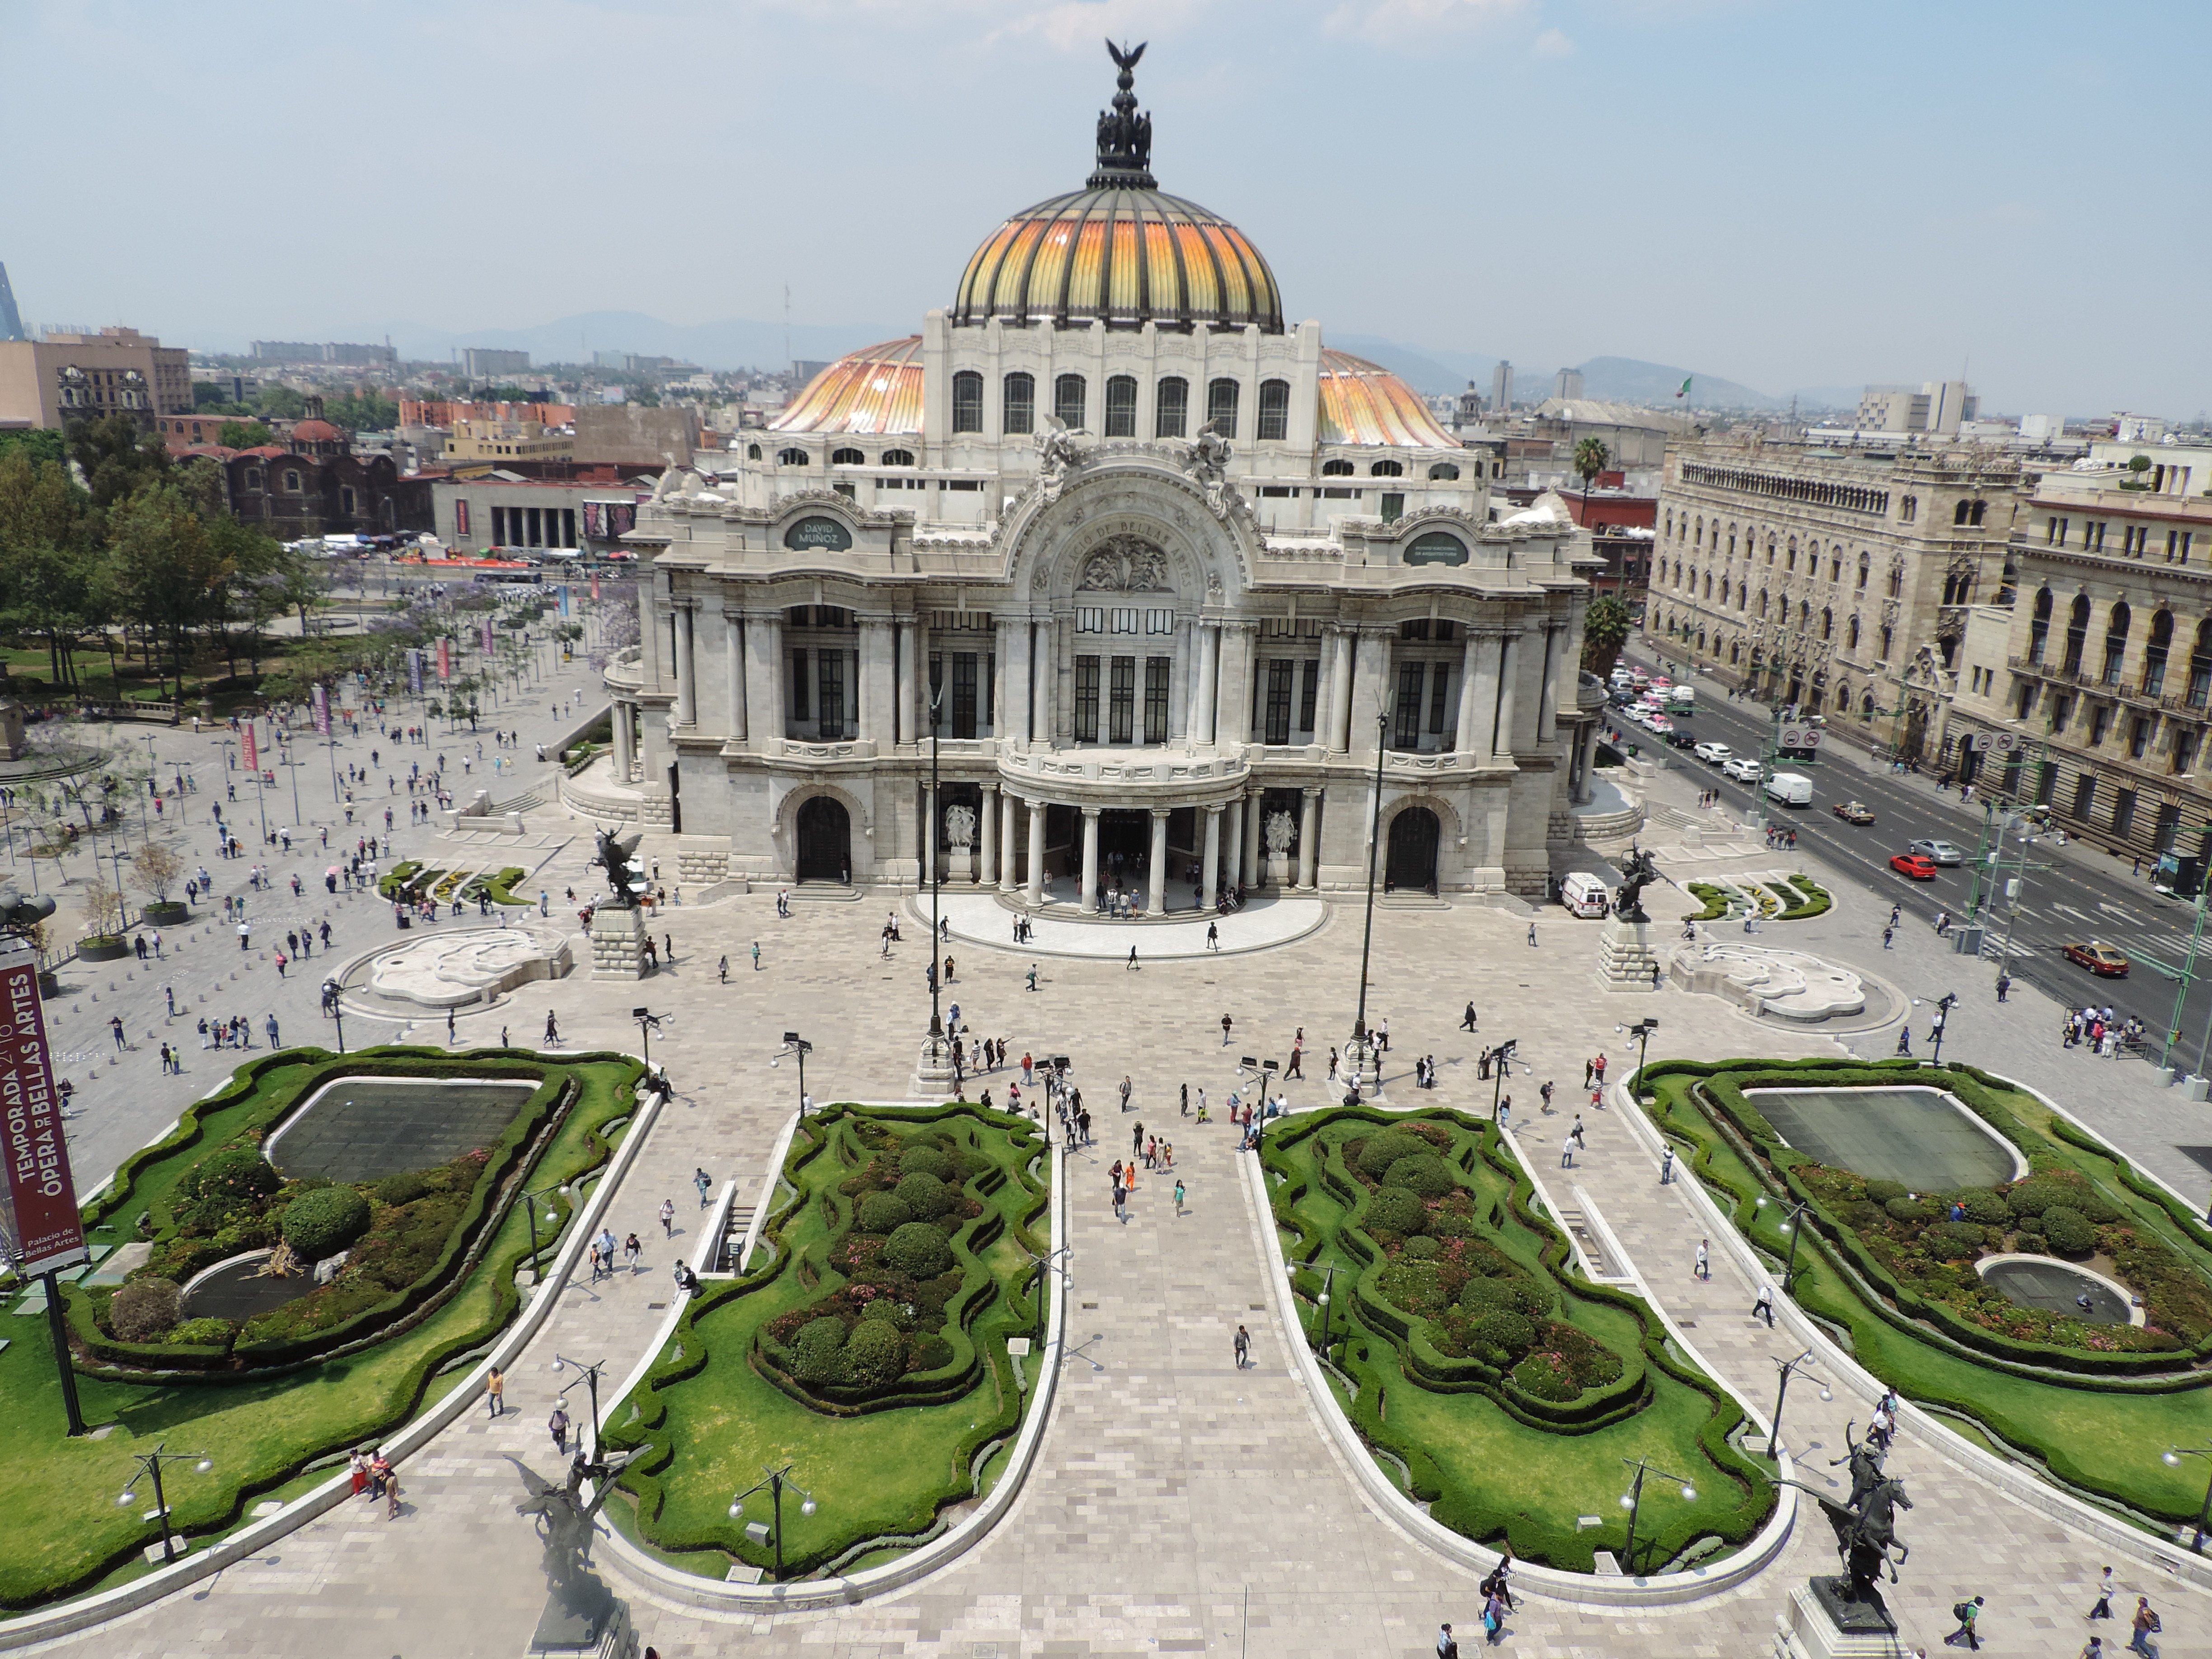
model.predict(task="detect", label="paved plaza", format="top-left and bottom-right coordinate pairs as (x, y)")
top-left (22, 738), bottom-right (2212, 1659)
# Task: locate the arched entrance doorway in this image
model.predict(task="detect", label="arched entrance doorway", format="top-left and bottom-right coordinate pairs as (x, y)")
top-left (794, 795), bottom-right (851, 883)
top-left (1384, 807), bottom-right (1439, 894)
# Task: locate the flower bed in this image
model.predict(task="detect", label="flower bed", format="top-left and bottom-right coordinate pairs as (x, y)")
top-left (1264, 1107), bottom-right (1772, 1574)
top-left (604, 1103), bottom-right (1048, 1579)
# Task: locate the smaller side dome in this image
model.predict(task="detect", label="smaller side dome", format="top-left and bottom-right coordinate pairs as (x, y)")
top-left (772, 337), bottom-right (924, 436)
top-left (1317, 351), bottom-right (1455, 448)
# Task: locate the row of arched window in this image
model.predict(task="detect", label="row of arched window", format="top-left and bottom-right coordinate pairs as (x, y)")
top-left (949, 370), bottom-right (1293, 441)
top-left (757, 445), bottom-right (918, 468)
top-left (2025, 589), bottom-right (2211, 704)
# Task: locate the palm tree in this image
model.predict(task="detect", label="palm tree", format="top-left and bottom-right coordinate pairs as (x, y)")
top-left (1580, 596), bottom-right (1632, 680)
top-left (1572, 436), bottom-right (1611, 528)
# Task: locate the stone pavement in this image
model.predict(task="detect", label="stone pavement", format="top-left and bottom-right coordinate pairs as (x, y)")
top-left (930, 890), bottom-right (1327, 958)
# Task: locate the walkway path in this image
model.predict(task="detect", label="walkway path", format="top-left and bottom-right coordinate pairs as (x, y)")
top-left (925, 890), bottom-right (1329, 958)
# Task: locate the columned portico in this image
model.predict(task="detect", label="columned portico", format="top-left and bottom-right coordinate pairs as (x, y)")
top-left (979, 783), bottom-right (998, 885)
top-left (1148, 809), bottom-right (1170, 913)
top-left (673, 605), bottom-right (697, 727)
top-left (1298, 787), bottom-right (1321, 890)
top-left (1079, 806), bottom-right (1101, 913)
top-left (999, 789), bottom-right (1019, 889)
top-left (1201, 804), bottom-right (1223, 911)
top-left (1025, 798), bottom-right (1046, 905)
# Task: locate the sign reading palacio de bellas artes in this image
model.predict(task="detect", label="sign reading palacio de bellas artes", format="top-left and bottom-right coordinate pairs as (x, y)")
top-left (0, 937), bottom-right (86, 1278)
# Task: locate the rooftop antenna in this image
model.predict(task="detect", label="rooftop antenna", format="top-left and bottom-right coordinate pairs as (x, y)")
top-left (783, 282), bottom-right (791, 374)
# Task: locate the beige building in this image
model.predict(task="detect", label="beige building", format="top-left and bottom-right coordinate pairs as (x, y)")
top-left (445, 418), bottom-right (574, 464)
top-left (0, 326), bottom-right (191, 430)
top-left (1650, 437), bottom-right (2025, 760)
top-left (1943, 474), bottom-right (2212, 867)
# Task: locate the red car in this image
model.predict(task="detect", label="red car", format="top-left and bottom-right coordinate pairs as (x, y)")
top-left (1889, 853), bottom-right (1938, 880)
top-left (2062, 941), bottom-right (2130, 978)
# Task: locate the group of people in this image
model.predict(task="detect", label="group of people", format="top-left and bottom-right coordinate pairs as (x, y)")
top-left (2064, 1006), bottom-right (2137, 1056)
top-left (1435, 1558), bottom-right (1515, 1653)
top-left (346, 1448), bottom-right (402, 1518)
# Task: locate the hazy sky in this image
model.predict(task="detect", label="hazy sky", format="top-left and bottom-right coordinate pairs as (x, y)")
top-left (7, 0), bottom-right (2207, 416)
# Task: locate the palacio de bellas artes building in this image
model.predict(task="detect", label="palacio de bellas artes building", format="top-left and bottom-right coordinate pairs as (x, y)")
top-left (605, 45), bottom-right (1603, 908)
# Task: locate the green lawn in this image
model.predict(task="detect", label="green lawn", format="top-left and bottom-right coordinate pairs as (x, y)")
top-left (605, 1104), bottom-right (1049, 1579)
top-left (1265, 1107), bottom-right (1773, 1574)
top-left (1644, 1058), bottom-right (2212, 1527)
top-left (0, 1046), bottom-right (642, 1608)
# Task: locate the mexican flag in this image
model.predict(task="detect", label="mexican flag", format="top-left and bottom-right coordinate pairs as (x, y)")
top-left (1675, 377), bottom-right (1692, 400)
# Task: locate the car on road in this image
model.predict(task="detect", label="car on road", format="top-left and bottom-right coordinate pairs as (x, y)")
top-left (1722, 757), bottom-right (1762, 784)
top-left (1664, 728), bottom-right (1699, 750)
top-left (1693, 741), bottom-right (1733, 765)
top-left (1832, 800), bottom-right (1875, 824)
top-left (2062, 940), bottom-right (2130, 978)
top-left (1889, 852), bottom-right (1939, 880)
top-left (1908, 838), bottom-right (1964, 866)
top-left (1645, 714), bottom-right (1674, 735)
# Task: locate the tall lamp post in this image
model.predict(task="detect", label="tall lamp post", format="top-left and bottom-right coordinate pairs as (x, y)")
top-left (520, 1182), bottom-right (564, 1285)
top-left (1347, 712), bottom-right (1389, 1101)
top-left (550, 1354), bottom-right (607, 1453)
top-left (1617, 1455), bottom-right (1697, 1575)
top-left (1313, 1262), bottom-right (1336, 1357)
top-left (116, 1444), bottom-right (213, 1564)
top-left (1489, 1038), bottom-right (1520, 1122)
top-left (1617, 1018), bottom-right (1660, 1088)
top-left (2161, 1443), bottom-right (2212, 1553)
top-left (1755, 1195), bottom-right (1813, 1292)
top-left (771, 1031), bottom-right (812, 1117)
top-left (633, 1006), bottom-right (666, 1067)
top-left (1767, 1350), bottom-right (1831, 1457)
top-left (729, 1463), bottom-right (816, 1583)
top-left (1927, 992), bottom-right (1958, 1064)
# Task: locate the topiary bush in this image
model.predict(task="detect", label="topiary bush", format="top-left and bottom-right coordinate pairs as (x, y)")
top-left (894, 1171), bottom-right (952, 1220)
top-left (1922, 1220), bottom-right (1985, 1259)
top-left (1953, 1189), bottom-right (2012, 1228)
top-left (1403, 1235), bottom-right (1442, 1261)
top-left (1884, 1195), bottom-right (1936, 1224)
top-left (1512, 1350), bottom-right (1582, 1401)
top-left (792, 1315), bottom-right (847, 1385)
top-left (841, 1318), bottom-right (909, 1388)
top-left (857, 1192), bottom-right (913, 1234)
top-left (2041, 1206), bottom-right (2097, 1258)
top-left (1363, 1186), bottom-right (1429, 1238)
top-left (1459, 1275), bottom-right (1550, 1318)
top-left (1470, 1308), bottom-right (1536, 1360)
top-left (166, 1316), bottom-right (235, 1347)
top-left (1384, 1153), bottom-right (1456, 1200)
top-left (281, 1185), bottom-right (372, 1261)
top-left (189, 1146), bottom-right (281, 1205)
top-left (1357, 1131), bottom-right (1429, 1183)
top-left (1864, 1178), bottom-right (1907, 1204)
top-left (374, 1171), bottom-right (431, 1207)
top-left (882, 1221), bottom-right (953, 1279)
top-left (897, 1144), bottom-right (954, 1181)
top-left (110, 1277), bottom-right (183, 1341)
top-left (862, 1297), bottom-right (909, 1328)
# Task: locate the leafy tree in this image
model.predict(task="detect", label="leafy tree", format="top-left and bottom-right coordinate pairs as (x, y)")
top-left (252, 385), bottom-right (306, 421)
top-left (192, 382), bottom-right (248, 413)
top-left (131, 842), bottom-right (184, 905)
top-left (82, 884), bottom-right (127, 942)
top-left (1572, 436), bottom-right (1611, 527)
top-left (67, 413), bottom-right (172, 511)
top-left (324, 391), bottom-right (398, 433)
top-left (105, 483), bottom-right (230, 699)
top-left (0, 450), bottom-right (98, 687)
top-left (0, 429), bottom-right (67, 466)
top-left (1580, 595), bottom-right (1632, 680)
top-left (217, 420), bottom-right (275, 449)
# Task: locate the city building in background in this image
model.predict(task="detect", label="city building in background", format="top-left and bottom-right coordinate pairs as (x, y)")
top-left (0, 262), bottom-right (23, 343)
top-left (0, 325), bottom-right (191, 430)
top-left (1852, 379), bottom-right (1977, 437)
top-left (445, 417), bottom-right (576, 465)
top-left (461, 347), bottom-right (531, 378)
top-left (249, 340), bottom-right (397, 366)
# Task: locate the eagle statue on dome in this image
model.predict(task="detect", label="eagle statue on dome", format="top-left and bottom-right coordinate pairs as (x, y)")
top-left (1092, 39), bottom-right (1154, 183)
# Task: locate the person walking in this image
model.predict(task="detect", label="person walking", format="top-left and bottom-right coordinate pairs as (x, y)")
top-left (1026, 963), bottom-right (1039, 991)
top-left (544, 1010), bottom-right (560, 1045)
top-left (1233, 1324), bottom-right (1251, 1368)
top-left (1127, 944), bottom-right (1139, 970)
top-left (1882, 925), bottom-right (1895, 950)
top-left (1753, 1283), bottom-right (1774, 1326)
top-left (548, 1403), bottom-right (571, 1456)
top-left (486, 1365), bottom-right (506, 1418)
top-left (1896, 1025), bottom-right (1914, 1057)
top-left (1120, 1076), bottom-right (1133, 1113)
top-left (1174, 1177), bottom-right (1186, 1216)
top-left (1437, 1622), bottom-right (1459, 1659)
top-left (1461, 1001), bottom-right (1478, 1031)
top-left (110, 1015), bottom-right (126, 1053)
top-left (624, 1232), bottom-right (642, 1273)
top-left (694, 1167), bottom-right (712, 1207)
top-left (718, 954), bottom-right (728, 983)
top-left (1527, 922), bottom-right (1537, 947)
top-left (1659, 1145), bottom-right (1675, 1184)
top-left (266, 1013), bottom-right (281, 1050)
top-left (2089, 1568), bottom-right (2115, 1622)
top-left (1996, 972), bottom-right (2012, 1003)
top-left (1945, 1595), bottom-right (1985, 1650)
top-left (1695, 1237), bottom-right (1711, 1280)
top-left (1206, 921), bottom-right (1220, 952)
top-left (660, 1197), bottom-right (676, 1237)
top-left (752, 941), bottom-right (762, 972)
top-left (2129, 1598), bottom-right (2160, 1657)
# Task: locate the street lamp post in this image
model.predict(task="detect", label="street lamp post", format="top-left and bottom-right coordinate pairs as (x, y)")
top-left (1489, 1038), bottom-right (1519, 1121)
top-left (1928, 992), bottom-right (1958, 1065)
top-left (550, 1354), bottom-right (607, 1453)
top-left (520, 1183), bottom-right (563, 1285)
top-left (2162, 1444), bottom-right (2212, 1553)
top-left (1755, 1195), bottom-right (1813, 1293)
top-left (633, 1006), bottom-right (666, 1067)
top-left (1348, 712), bottom-right (1389, 1101)
top-left (1767, 1350), bottom-right (1832, 1457)
top-left (116, 1444), bottom-right (213, 1565)
top-left (1617, 1456), bottom-right (1697, 1575)
top-left (927, 686), bottom-right (945, 1049)
top-left (771, 1032), bottom-right (812, 1118)
top-left (729, 1464), bottom-right (817, 1583)
top-left (1314, 1263), bottom-right (1336, 1357)
top-left (1617, 1018), bottom-right (1660, 1089)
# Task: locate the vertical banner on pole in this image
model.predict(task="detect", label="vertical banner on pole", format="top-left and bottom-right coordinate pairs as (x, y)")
top-left (558, 586), bottom-right (570, 618)
top-left (312, 683), bottom-right (331, 738)
top-left (242, 723), bottom-right (259, 773)
top-left (407, 649), bottom-right (424, 695)
top-left (0, 938), bottom-right (87, 1277)
top-left (437, 638), bottom-right (451, 683)
top-left (591, 573), bottom-right (601, 603)
top-left (481, 619), bottom-right (496, 656)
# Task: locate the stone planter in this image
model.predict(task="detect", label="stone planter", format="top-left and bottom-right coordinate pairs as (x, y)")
top-left (144, 901), bottom-right (191, 925)
top-left (78, 937), bottom-right (130, 962)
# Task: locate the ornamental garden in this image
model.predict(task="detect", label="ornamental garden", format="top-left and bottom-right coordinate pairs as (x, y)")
top-left (1642, 1058), bottom-right (2212, 1530)
top-left (1262, 1107), bottom-right (1774, 1575)
top-left (603, 1103), bottom-right (1050, 1581)
top-left (0, 1045), bottom-right (642, 1609)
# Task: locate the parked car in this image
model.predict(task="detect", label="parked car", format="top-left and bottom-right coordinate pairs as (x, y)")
top-left (1645, 714), bottom-right (1674, 735)
top-left (1832, 800), bottom-right (1875, 824)
top-left (1908, 838), bottom-right (1964, 866)
top-left (1889, 852), bottom-right (1939, 880)
top-left (1723, 757), bottom-right (1762, 784)
top-left (1664, 728), bottom-right (1699, 750)
top-left (1693, 742), bottom-right (1733, 765)
top-left (1764, 771), bottom-right (1814, 806)
top-left (2062, 940), bottom-right (2130, 978)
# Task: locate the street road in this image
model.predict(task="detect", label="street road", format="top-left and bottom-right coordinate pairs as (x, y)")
top-left (1619, 646), bottom-right (2212, 1067)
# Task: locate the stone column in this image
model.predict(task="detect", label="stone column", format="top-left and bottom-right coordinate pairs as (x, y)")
top-left (1216, 623), bottom-right (1253, 748)
top-left (913, 614), bottom-right (934, 736)
top-left (923, 783), bottom-right (938, 888)
top-left (896, 617), bottom-right (918, 746)
top-left (1026, 798), bottom-right (1046, 905)
top-left (1194, 624), bottom-right (1220, 745)
top-left (1326, 626), bottom-right (1355, 753)
top-left (858, 618), bottom-right (893, 744)
top-left (1079, 806), bottom-right (1101, 912)
top-left (1033, 623), bottom-right (1054, 744)
top-left (673, 605), bottom-right (696, 726)
top-left (1147, 807), bottom-right (1169, 914)
top-left (1200, 803), bottom-right (1223, 911)
top-left (1298, 787), bottom-right (1321, 889)
top-left (1224, 795), bottom-right (1245, 890)
top-left (1536, 623), bottom-right (1562, 742)
top-left (750, 611), bottom-right (784, 749)
top-left (640, 574), bottom-right (663, 689)
top-left (1353, 630), bottom-right (1392, 752)
top-left (1575, 722), bottom-right (1601, 805)
top-left (1454, 629), bottom-right (1482, 753)
top-left (1493, 632), bottom-right (1519, 757)
top-left (979, 783), bottom-right (997, 886)
top-left (1000, 789), bottom-right (1019, 890)
top-left (1244, 785), bottom-right (1265, 887)
top-left (996, 618), bottom-right (1026, 744)
top-left (725, 613), bottom-right (746, 741)
top-left (613, 700), bottom-right (634, 779)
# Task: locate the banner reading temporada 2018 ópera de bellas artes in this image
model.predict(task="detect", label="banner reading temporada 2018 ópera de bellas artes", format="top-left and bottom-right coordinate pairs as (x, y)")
top-left (0, 937), bottom-right (86, 1278)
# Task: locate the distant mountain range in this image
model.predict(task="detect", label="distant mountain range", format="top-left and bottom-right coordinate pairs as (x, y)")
top-left (1329, 335), bottom-right (1855, 414)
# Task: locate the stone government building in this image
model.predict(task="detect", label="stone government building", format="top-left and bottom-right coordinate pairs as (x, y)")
top-left (602, 47), bottom-right (1602, 903)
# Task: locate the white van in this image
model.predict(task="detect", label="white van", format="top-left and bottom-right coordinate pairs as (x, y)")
top-left (1560, 871), bottom-right (1611, 917)
top-left (1764, 772), bottom-right (1813, 807)
top-left (1666, 685), bottom-right (1696, 712)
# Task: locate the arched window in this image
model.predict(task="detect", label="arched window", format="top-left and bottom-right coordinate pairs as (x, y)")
top-left (1054, 373), bottom-right (1086, 430)
top-left (1786, 538), bottom-right (1798, 571)
top-left (1206, 377), bottom-right (1240, 438)
top-left (1835, 682), bottom-right (1851, 713)
top-left (1879, 626), bottom-right (1893, 659)
top-left (1322, 458), bottom-right (1355, 476)
top-left (745, 443), bottom-right (761, 460)
top-left (1856, 550), bottom-right (1870, 590)
top-left (1730, 641), bottom-right (1742, 665)
top-left (1703, 572), bottom-right (1713, 599)
top-left (1799, 600), bottom-right (1812, 628)
top-left (2062, 595), bottom-right (2091, 673)
top-left (1901, 495), bottom-right (1917, 523)
top-left (1887, 562), bottom-right (1903, 598)
top-left (2026, 586), bottom-right (2053, 661)
top-left (1862, 693), bottom-right (1878, 719)
top-left (831, 446), bottom-right (865, 466)
top-left (777, 448), bottom-right (809, 467)
top-left (2143, 609), bottom-right (2174, 696)
top-left (1154, 376), bottom-right (1188, 439)
top-left (1428, 461), bottom-right (1461, 480)
top-left (1369, 459), bottom-right (1404, 477)
top-left (1758, 588), bottom-right (1769, 619)
top-left (1257, 379), bottom-right (1290, 441)
top-left (2189, 619), bottom-right (2212, 709)
top-left (1766, 534), bottom-right (1777, 565)
top-left (1954, 499), bottom-right (1972, 526)
top-left (2103, 600), bottom-right (2132, 684)
top-left (283, 469), bottom-right (301, 492)
top-left (1002, 372), bottom-right (1035, 435)
top-left (1693, 516), bottom-right (1703, 548)
top-left (1830, 553), bottom-right (1842, 583)
top-left (1969, 500), bottom-right (1987, 526)
top-left (1821, 607), bottom-right (1833, 640)
top-left (1848, 614), bottom-right (1860, 650)
top-left (1664, 511), bottom-right (1674, 539)
top-left (951, 370), bottom-right (984, 433)
top-left (1736, 582), bottom-right (1747, 612)
top-left (1104, 375), bottom-right (1139, 437)
top-left (1719, 579), bottom-right (1730, 607)
top-left (1684, 565), bottom-right (1696, 591)
top-left (1727, 525), bottom-right (1738, 557)
top-left (879, 448), bottom-right (915, 467)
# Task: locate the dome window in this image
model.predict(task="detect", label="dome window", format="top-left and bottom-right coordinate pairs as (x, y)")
top-left (1368, 459), bottom-right (1404, 478)
top-left (1256, 379), bottom-right (1289, 441)
top-left (1104, 375), bottom-right (1139, 437)
top-left (1154, 376), bottom-right (1188, 439)
top-left (1206, 378), bottom-right (1240, 439)
top-left (880, 448), bottom-right (915, 467)
top-left (778, 448), bottom-right (811, 467)
top-left (951, 371), bottom-right (984, 433)
top-left (1322, 458), bottom-right (1355, 477)
top-left (1054, 373), bottom-right (1086, 431)
top-left (1428, 462), bottom-right (1460, 480)
top-left (1002, 372), bottom-right (1035, 435)
top-left (832, 447), bottom-right (866, 466)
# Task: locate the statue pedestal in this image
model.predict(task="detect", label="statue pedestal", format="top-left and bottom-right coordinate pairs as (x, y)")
top-left (1596, 913), bottom-right (1661, 994)
top-left (912, 1030), bottom-right (960, 1101)
top-left (588, 906), bottom-right (648, 982)
top-left (530, 1577), bottom-right (629, 1657)
top-left (1772, 1580), bottom-right (1899, 1659)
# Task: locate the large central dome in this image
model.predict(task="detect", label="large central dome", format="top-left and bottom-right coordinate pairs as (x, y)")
top-left (951, 43), bottom-right (1283, 333)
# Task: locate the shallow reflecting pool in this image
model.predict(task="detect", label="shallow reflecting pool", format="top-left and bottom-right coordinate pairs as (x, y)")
top-left (264, 1076), bottom-right (539, 1182)
top-left (1743, 1086), bottom-right (2024, 1190)
top-left (1978, 1256), bottom-right (2136, 1324)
